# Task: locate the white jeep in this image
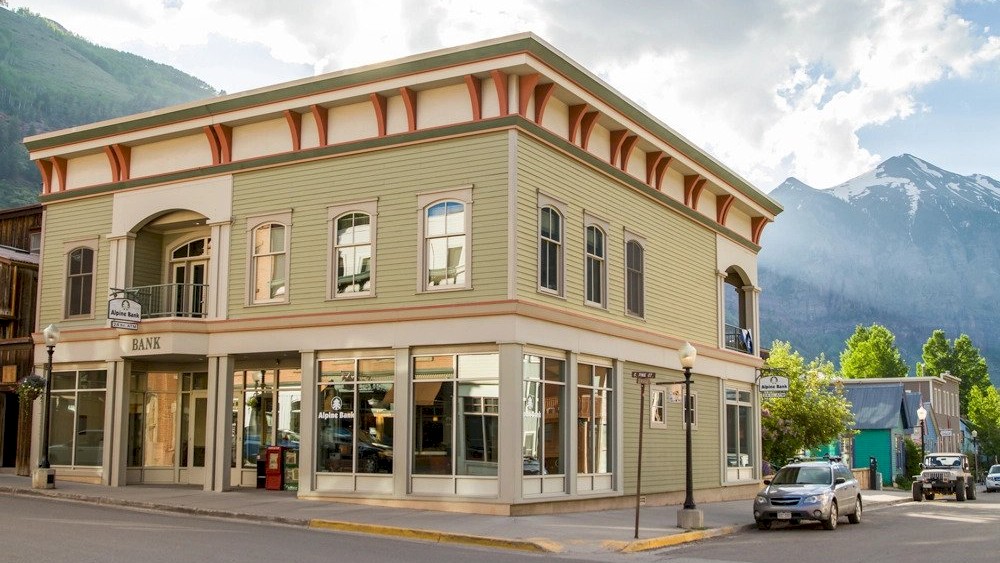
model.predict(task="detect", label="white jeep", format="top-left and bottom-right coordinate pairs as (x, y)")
top-left (911, 453), bottom-right (976, 502)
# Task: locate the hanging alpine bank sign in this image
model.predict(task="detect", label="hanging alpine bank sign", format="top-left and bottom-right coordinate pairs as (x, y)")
top-left (108, 298), bottom-right (141, 330)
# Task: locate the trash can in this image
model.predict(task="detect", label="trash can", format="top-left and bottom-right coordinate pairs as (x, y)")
top-left (264, 446), bottom-right (285, 490)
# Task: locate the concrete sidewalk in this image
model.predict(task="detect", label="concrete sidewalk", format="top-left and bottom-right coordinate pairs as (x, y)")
top-left (0, 473), bottom-right (912, 555)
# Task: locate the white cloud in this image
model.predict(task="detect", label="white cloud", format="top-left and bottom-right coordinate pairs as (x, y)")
top-left (8, 0), bottom-right (1000, 189)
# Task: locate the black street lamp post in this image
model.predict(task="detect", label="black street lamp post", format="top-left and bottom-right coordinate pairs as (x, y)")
top-left (972, 429), bottom-right (979, 484)
top-left (676, 342), bottom-right (702, 529)
top-left (34, 324), bottom-right (60, 488)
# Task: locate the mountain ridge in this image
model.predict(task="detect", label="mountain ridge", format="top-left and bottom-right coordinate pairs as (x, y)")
top-left (760, 154), bottom-right (1000, 385)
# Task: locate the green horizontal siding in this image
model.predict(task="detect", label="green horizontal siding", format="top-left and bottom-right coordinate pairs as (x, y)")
top-left (620, 361), bottom-right (721, 493)
top-left (229, 132), bottom-right (510, 317)
top-left (38, 196), bottom-right (113, 329)
top-left (515, 135), bottom-right (718, 344)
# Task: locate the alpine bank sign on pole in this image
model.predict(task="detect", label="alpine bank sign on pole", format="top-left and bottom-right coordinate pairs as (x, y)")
top-left (108, 298), bottom-right (141, 330)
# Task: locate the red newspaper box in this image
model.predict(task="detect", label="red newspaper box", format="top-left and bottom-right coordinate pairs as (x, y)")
top-left (264, 446), bottom-right (284, 490)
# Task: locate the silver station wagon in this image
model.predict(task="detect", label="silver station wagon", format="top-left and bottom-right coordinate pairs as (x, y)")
top-left (754, 458), bottom-right (862, 530)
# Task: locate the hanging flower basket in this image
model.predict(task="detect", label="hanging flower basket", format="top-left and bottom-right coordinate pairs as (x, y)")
top-left (16, 375), bottom-right (46, 403)
top-left (247, 392), bottom-right (261, 411)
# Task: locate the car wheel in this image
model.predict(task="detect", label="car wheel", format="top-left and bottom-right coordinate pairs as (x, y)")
top-left (924, 493), bottom-right (935, 500)
top-left (757, 520), bottom-right (772, 530)
top-left (967, 482), bottom-right (977, 501)
top-left (956, 479), bottom-right (967, 501)
top-left (822, 501), bottom-right (838, 530)
top-left (848, 497), bottom-right (862, 524)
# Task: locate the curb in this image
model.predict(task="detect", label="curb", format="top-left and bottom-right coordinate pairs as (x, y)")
top-left (606, 524), bottom-right (756, 553)
top-left (309, 519), bottom-right (560, 553)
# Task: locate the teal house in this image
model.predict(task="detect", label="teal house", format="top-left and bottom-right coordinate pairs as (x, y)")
top-left (837, 383), bottom-right (923, 486)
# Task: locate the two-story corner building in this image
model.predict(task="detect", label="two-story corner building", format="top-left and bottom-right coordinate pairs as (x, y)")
top-left (25, 34), bottom-right (781, 514)
top-left (0, 204), bottom-right (41, 474)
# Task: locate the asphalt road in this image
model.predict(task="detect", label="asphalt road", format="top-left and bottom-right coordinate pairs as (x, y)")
top-left (654, 489), bottom-right (1000, 563)
top-left (0, 495), bottom-right (598, 563)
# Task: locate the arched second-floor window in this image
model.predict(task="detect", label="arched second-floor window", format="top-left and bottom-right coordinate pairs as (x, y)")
top-left (724, 268), bottom-right (753, 353)
top-left (66, 247), bottom-right (95, 317)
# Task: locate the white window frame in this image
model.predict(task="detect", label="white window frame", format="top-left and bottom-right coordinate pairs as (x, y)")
top-left (650, 386), bottom-right (667, 428)
top-left (63, 238), bottom-right (99, 320)
top-left (246, 211), bottom-right (291, 305)
top-left (537, 193), bottom-right (567, 297)
top-left (417, 186), bottom-right (473, 292)
top-left (327, 200), bottom-right (377, 299)
top-left (624, 231), bottom-right (646, 318)
top-left (583, 214), bottom-right (609, 308)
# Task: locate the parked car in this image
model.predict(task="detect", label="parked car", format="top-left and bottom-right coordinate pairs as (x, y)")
top-left (911, 453), bottom-right (976, 502)
top-left (985, 464), bottom-right (1000, 493)
top-left (754, 458), bottom-right (862, 530)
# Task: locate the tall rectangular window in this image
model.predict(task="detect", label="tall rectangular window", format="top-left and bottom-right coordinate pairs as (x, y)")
top-left (523, 355), bottom-right (565, 476)
top-left (726, 388), bottom-right (753, 471)
top-left (577, 363), bottom-right (612, 474)
top-left (424, 201), bottom-right (466, 288)
top-left (251, 223), bottom-right (288, 303)
top-left (625, 239), bottom-right (644, 317)
top-left (539, 206), bottom-right (563, 294)
top-left (585, 225), bottom-right (606, 307)
top-left (334, 213), bottom-right (373, 296)
top-left (66, 247), bottom-right (94, 317)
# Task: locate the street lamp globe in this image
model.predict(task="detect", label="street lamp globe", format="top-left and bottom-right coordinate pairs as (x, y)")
top-left (916, 404), bottom-right (926, 422)
top-left (43, 324), bottom-right (61, 347)
top-left (678, 341), bottom-right (697, 369)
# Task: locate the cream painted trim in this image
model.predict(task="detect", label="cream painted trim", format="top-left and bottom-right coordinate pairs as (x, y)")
top-left (245, 210), bottom-right (292, 306)
top-left (326, 199), bottom-right (378, 300)
top-left (507, 131), bottom-right (518, 300)
top-left (110, 176), bottom-right (233, 237)
top-left (576, 353), bottom-right (612, 367)
top-left (62, 238), bottom-right (100, 321)
top-left (416, 185), bottom-right (474, 293)
top-left (410, 343), bottom-right (498, 356)
top-left (522, 343), bottom-right (568, 359)
top-left (316, 348), bottom-right (395, 360)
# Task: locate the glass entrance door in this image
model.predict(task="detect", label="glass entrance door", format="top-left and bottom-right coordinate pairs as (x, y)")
top-left (180, 390), bottom-right (207, 484)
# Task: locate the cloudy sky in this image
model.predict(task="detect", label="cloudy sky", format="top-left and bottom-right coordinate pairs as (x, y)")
top-left (9, 0), bottom-right (1000, 191)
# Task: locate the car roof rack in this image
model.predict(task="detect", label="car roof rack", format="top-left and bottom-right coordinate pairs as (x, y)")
top-left (790, 455), bottom-right (842, 463)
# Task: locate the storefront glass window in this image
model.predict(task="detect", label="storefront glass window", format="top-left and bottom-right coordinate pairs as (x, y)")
top-left (577, 364), bottom-right (612, 474)
top-left (317, 358), bottom-right (394, 474)
top-left (726, 387), bottom-right (754, 474)
top-left (523, 355), bottom-right (565, 476)
top-left (47, 370), bottom-right (107, 467)
top-left (412, 353), bottom-right (498, 476)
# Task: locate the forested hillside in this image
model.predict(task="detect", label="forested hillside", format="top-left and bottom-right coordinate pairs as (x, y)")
top-left (0, 7), bottom-right (218, 208)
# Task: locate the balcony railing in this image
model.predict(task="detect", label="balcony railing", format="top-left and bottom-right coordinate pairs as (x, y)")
top-left (724, 324), bottom-right (753, 354)
top-left (119, 283), bottom-right (208, 319)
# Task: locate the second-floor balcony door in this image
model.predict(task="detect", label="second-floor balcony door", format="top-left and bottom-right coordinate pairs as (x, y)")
top-left (172, 261), bottom-right (206, 317)
top-left (169, 237), bottom-right (210, 318)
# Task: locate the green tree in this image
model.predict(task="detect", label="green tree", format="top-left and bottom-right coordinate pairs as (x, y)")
top-left (839, 324), bottom-right (908, 379)
top-left (918, 330), bottom-right (992, 416)
top-left (966, 385), bottom-right (1000, 469)
top-left (761, 341), bottom-right (855, 467)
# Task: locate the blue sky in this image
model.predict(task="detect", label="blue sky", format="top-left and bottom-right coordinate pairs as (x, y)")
top-left (9, 0), bottom-right (999, 191)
